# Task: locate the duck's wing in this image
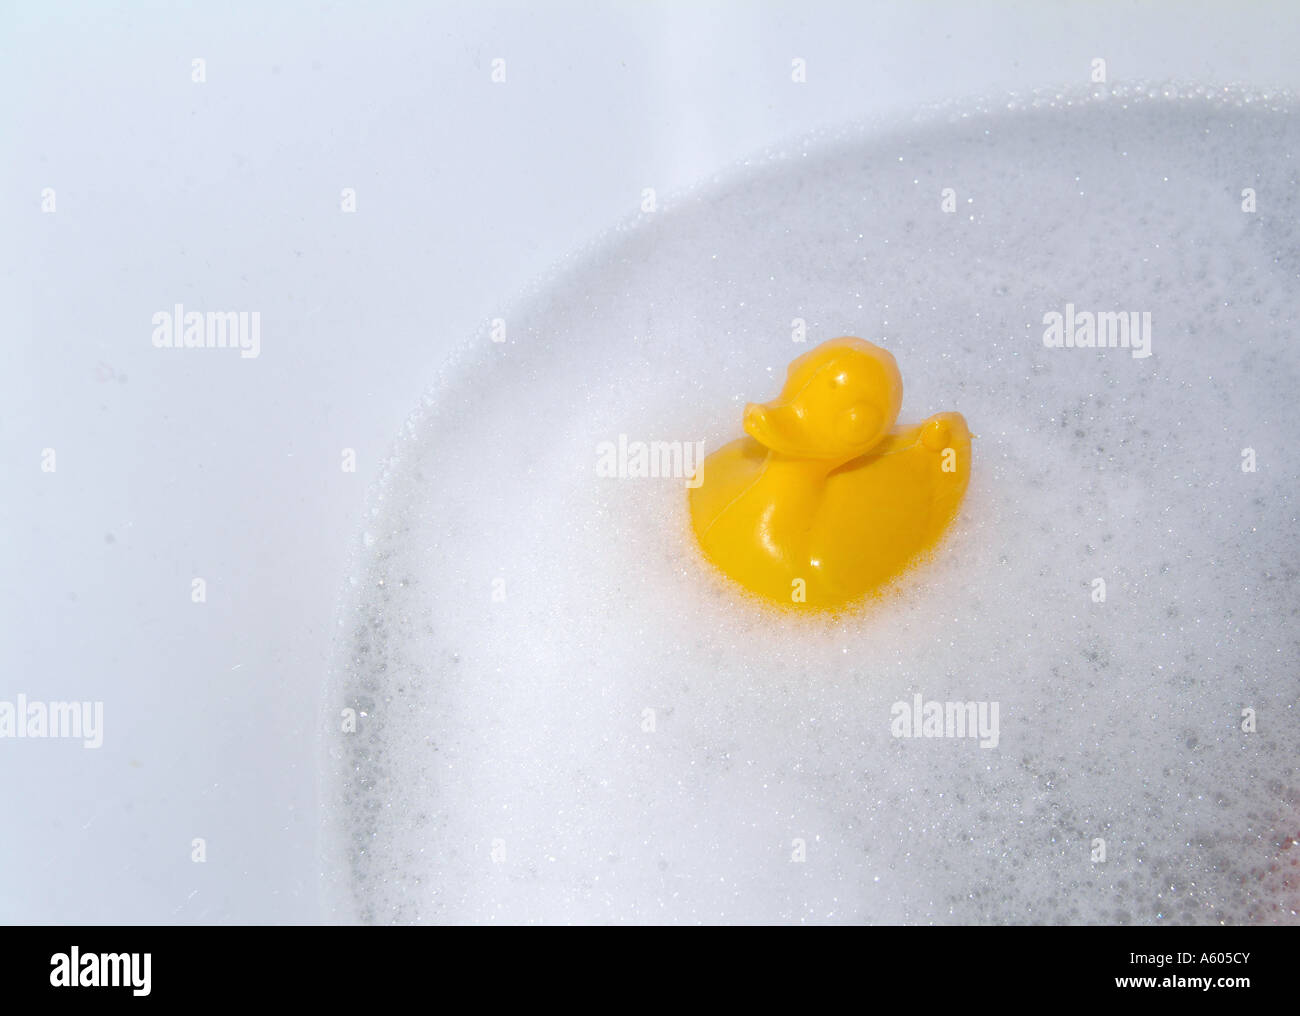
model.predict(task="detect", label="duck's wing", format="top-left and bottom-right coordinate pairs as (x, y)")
top-left (816, 419), bottom-right (971, 594)
top-left (687, 436), bottom-right (768, 538)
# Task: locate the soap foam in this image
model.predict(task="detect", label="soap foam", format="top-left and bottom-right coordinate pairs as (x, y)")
top-left (323, 88), bottom-right (1300, 924)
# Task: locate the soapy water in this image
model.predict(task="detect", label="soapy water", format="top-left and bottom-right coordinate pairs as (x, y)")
top-left (322, 87), bottom-right (1300, 924)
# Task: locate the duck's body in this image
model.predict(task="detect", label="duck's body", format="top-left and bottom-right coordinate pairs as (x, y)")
top-left (687, 338), bottom-right (971, 610)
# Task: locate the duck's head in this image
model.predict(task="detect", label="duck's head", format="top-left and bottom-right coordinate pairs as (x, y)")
top-left (743, 337), bottom-right (903, 461)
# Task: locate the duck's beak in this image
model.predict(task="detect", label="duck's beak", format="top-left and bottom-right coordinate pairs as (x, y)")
top-left (744, 400), bottom-right (807, 456)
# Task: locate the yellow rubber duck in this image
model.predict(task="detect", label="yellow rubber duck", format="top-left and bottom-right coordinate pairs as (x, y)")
top-left (688, 337), bottom-right (971, 611)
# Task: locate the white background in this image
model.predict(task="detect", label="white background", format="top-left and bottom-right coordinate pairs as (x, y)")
top-left (2, 0), bottom-right (1298, 923)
